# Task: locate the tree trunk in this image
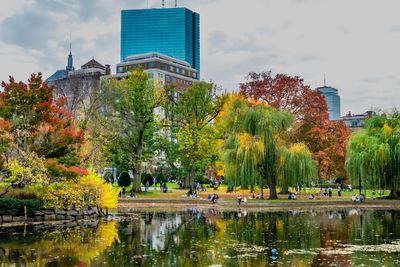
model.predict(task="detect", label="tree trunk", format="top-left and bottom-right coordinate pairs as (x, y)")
top-left (131, 130), bottom-right (144, 193)
top-left (389, 189), bottom-right (400, 199)
top-left (359, 176), bottom-right (362, 196)
top-left (184, 169), bottom-right (195, 195)
top-left (261, 179), bottom-right (264, 199)
top-left (269, 176), bottom-right (278, 199)
top-left (280, 178), bottom-right (289, 194)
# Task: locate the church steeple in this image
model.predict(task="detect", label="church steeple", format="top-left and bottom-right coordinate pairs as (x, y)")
top-left (66, 41), bottom-right (74, 71)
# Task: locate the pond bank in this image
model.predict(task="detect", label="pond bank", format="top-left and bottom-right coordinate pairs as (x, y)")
top-left (118, 198), bottom-right (400, 210)
top-left (0, 206), bottom-right (101, 225)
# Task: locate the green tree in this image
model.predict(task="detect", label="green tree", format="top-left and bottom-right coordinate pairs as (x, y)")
top-left (100, 69), bottom-right (164, 192)
top-left (118, 171), bottom-right (131, 188)
top-left (141, 173), bottom-right (153, 187)
top-left (219, 94), bottom-right (316, 199)
top-left (346, 112), bottom-right (400, 198)
top-left (164, 82), bottom-right (227, 194)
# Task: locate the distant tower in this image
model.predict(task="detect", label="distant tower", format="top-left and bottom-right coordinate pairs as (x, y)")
top-left (121, 7), bottom-right (200, 76)
top-left (66, 42), bottom-right (74, 71)
top-left (315, 76), bottom-right (341, 120)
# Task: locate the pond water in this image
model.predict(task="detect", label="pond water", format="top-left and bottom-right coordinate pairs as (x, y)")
top-left (0, 208), bottom-right (399, 266)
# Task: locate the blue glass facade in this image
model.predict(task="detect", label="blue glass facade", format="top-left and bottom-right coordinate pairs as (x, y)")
top-left (121, 8), bottom-right (200, 77)
top-left (316, 86), bottom-right (341, 120)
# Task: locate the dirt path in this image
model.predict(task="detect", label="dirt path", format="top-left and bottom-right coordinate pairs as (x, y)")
top-left (117, 198), bottom-right (400, 210)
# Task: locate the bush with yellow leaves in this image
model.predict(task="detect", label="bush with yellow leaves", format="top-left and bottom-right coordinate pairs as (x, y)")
top-left (42, 169), bottom-right (120, 213)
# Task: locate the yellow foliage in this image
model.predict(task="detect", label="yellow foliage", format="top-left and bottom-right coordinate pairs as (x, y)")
top-left (4, 153), bottom-right (49, 186)
top-left (42, 169), bottom-right (120, 210)
top-left (23, 221), bottom-right (120, 265)
top-left (383, 123), bottom-right (392, 138)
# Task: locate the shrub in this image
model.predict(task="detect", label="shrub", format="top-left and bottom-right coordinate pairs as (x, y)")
top-left (42, 170), bottom-right (120, 210)
top-left (0, 198), bottom-right (39, 215)
top-left (155, 173), bottom-right (167, 184)
top-left (118, 172), bottom-right (131, 187)
top-left (194, 172), bottom-right (209, 184)
top-left (141, 173), bottom-right (153, 186)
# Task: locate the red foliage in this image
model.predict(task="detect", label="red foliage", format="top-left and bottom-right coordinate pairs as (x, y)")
top-left (240, 71), bottom-right (351, 180)
top-left (45, 159), bottom-right (88, 180)
top-left (0, 73), bottom-right (86, 177)
top-left (0, 118), bottom-right (11, 132)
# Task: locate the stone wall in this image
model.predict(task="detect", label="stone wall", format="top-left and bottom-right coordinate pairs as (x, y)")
top-left (0, 206), bottom-right (100, 223)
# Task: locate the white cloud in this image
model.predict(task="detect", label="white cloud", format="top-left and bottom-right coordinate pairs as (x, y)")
top-left (1, 0), bottom-right (400, 115)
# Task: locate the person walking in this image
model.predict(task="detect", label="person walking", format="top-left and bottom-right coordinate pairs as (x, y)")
top-left (328, 187), bottom-right (332, 197)
top-left (237, 195), bottom-right (242, 205)
top-left (337, 185), bottom-right (341, 197)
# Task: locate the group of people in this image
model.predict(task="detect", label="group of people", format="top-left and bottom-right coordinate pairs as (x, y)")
top-left (318, 185), bottom-right (343, 198)
top-left (351, 194), bottom-right (365, 203)
top-left (237, 195), bottom-right (247, 205)
top-left (250, 193), bottom-right (262, 200)
top-left (208, 193), bottom-right (219, 204)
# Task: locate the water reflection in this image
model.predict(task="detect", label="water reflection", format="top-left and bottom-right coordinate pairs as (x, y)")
top-left (0, 220), bottom-right (119, 266)
top-left (0, 209), bottom-right (399, 266)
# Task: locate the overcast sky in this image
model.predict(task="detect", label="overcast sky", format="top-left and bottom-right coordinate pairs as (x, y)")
top-left (1, 0), bottom-right (399, 115)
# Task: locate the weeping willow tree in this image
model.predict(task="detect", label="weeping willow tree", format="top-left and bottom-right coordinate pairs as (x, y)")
top-left (346, 112), bottom-right (400, 198)
top-left (278, 143), bottom-right (317, 194)
top-left (218, 94), bottom-right (316, 199)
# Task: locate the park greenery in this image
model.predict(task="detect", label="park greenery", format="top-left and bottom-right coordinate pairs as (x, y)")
top-left (0, 68), bottom-right (399, 206)
top-left (346, 112), bottom-right (400, 198)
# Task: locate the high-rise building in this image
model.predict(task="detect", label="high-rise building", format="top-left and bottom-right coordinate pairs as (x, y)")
top-left (315, 85), bottom-right (341, 120)
top-left (121, 8), bottom-right (200, 77)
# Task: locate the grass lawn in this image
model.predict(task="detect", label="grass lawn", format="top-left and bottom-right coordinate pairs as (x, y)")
top-left (121, 190), bottom-right (185, 199)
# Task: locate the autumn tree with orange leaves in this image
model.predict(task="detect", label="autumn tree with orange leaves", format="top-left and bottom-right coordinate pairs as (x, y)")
top-left (240, 71), bottom-right (350, 186)
top-left (0, 73), bottom-right (87, 181)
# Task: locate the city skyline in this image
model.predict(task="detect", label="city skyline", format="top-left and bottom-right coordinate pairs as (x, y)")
top-left (1, 0), bottom-right (400, 115)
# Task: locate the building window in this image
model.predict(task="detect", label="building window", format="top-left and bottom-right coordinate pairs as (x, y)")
top-left (172, 77), bottom-right (176, 83)
top-left (149, 62), bottom-right (154, 68)
top-left (164, 64), bottom-right (168, 70)
top-left (193, 73), bottom-right (196, 78)
top-left (176, 67), bottom-right (180, 73)
top-left (170, 66), bottom-right (174, 71)
top-left (181, 69), bottom-right (185, 75)
top-left (117, 66), bottom-right (123, 73)
top-left (166, 75), bottom-right (170, 81)
top-left (148, 73), bottom-right (153, 79)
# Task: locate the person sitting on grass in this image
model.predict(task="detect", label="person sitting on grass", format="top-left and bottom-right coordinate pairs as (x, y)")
top-left (291, 193), bottom-right (297, 200)
top-left (237, 195), bottom-right (242, 205)
top-left (207, 194), bottom-right (212, 200)
top-left (129, 192), bottom-right (136, 198)
top-left (255, 194), bottom-right (260, 199)
top-left (351, 195), bottom-right (357, 202)
top-left (309, 194), bottom-right (316, 200)
top-left (211, 193), bottom-right (219, 204)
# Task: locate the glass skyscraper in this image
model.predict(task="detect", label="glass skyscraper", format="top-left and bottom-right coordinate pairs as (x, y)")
top-left (121, 8), bottom-right (200, 77)
top-left (315, 86), bottom-right (341, 120)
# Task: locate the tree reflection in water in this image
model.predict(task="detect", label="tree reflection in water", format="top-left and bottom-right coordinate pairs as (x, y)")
top-left (0, 209), bottom-right (399, 266)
